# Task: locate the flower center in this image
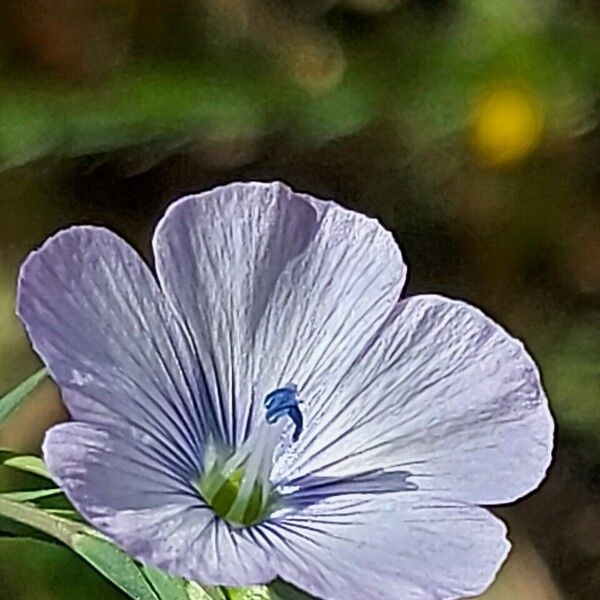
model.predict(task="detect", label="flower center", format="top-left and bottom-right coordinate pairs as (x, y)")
top-left (198, 384), bottom-right (302, 527)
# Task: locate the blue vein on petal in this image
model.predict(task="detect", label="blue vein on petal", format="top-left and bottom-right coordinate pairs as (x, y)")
top-left (264, 385), bottom-right (303, 442)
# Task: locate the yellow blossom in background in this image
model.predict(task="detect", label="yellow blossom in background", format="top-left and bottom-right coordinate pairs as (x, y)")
top-left (471, 84), bottom-right (544, 167)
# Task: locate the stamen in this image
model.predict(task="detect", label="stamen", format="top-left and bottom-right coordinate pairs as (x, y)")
top-left (198, 384), bottom-right (303, 527)
top-left (264, 384), bottom-right (303, 442)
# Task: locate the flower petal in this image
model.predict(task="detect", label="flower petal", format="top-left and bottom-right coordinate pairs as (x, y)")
top-left (261, 491), bottom-right (509, 600)
top-left (281, 295), bottom-right (553, 505)
top-left (17, 226), bottom-right (208, 474)
top-left (44, 422), bottom-right (276, 585)
top-left (153, 181), bottom-right (406, 447)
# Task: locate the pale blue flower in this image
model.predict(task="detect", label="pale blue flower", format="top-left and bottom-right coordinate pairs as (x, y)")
top-left (17, 181), bottom-right (554, 599)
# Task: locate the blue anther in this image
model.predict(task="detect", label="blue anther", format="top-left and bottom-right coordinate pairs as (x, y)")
top-left (264, 384), bottom-right (303, 442)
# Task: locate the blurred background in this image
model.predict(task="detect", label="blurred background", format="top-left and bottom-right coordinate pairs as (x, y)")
top-left (0, 0), bottom-right (598, 598)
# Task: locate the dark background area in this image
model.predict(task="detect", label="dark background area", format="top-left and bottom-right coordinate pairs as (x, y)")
top-left (0, 1), bottom-right (598, 598)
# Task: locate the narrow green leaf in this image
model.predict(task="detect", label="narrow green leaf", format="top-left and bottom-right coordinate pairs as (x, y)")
top-left (186, 581), bottom-right (229, 600)
top-left (186, 582), bottom-right (226, 600)
top-left (0, 368), bottom-right (47, 423)
top-left (0, 488), bottom-right (62, 502)
top-left (0, 514), bottom-right (58, 543)
top-left (0, 492), bottom-right (216, 600)
top-left (268, 582), bottom-right (314, 600)
top-left (142, 565), bottom-right (189, 600)
top-left (0, 495), bottom-right (158, 600)
top-left (44, 508), bottom-right (83, 520)
top-left (72, 534), bottom-right (160, 600)
top-left (0, 495), bottom-right (85, 546)
top-left (185, 583), bottom-right (210, 600)
top-left (1, 454), bottom-right (53, 479)
top-left (227, 586), bottom-right (271, 600)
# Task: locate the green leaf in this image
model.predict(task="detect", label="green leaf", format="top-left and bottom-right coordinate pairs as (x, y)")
top-left (269, 581), bottom-right (314, 600)
top-left (0, 452), bottom-right (53, 479)
top-left (227, 586), bottom-right (271, 600)
top-left (0, 492), bottom-right (216, 600)
top-left (44, 508), bottom-right (83, 520)
top-left (73, 534), bottom-right (160, 600)
top-left (0, 488), bottom-right (62, 502)
top-left (186, 583), bottom-right (226, 600)
top-left (0, 495), bottom-right (85, 546)
top-left (0, 495), bottom-right (158, 598)
top-left (0, 514), bottom-right (58, 543)
top-left (0, 368), bottom-right (47, 424)
top-left (142, 565), bottom-right (189, 600)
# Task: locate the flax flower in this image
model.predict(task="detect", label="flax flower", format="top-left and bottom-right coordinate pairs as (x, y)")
top-left (17, 182), bottom-right (553, 600)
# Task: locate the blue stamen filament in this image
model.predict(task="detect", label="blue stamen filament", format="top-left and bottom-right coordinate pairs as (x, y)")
top-left (199, 384), bottom-right (303, 527)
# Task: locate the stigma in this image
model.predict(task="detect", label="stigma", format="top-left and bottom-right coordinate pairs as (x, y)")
top-left (265, 384), bottom-right (303, 441)
top-left (199, 384), bottom-right (303, 527)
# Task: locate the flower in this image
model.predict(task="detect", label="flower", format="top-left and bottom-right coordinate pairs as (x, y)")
top-left (17, 181), bottom-right (554, 600)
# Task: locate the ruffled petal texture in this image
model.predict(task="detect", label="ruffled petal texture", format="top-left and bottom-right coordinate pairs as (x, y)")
top-left (17, 227), bottom-right (207, 472)
top-left (262, 492), bottom-right (509, 600)
top-left (281, 295), bottom-right (553, 505)
top-left (153, 181), bottom-right (406, 447)
top-left (18, 225), bottom-right (276, 584)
